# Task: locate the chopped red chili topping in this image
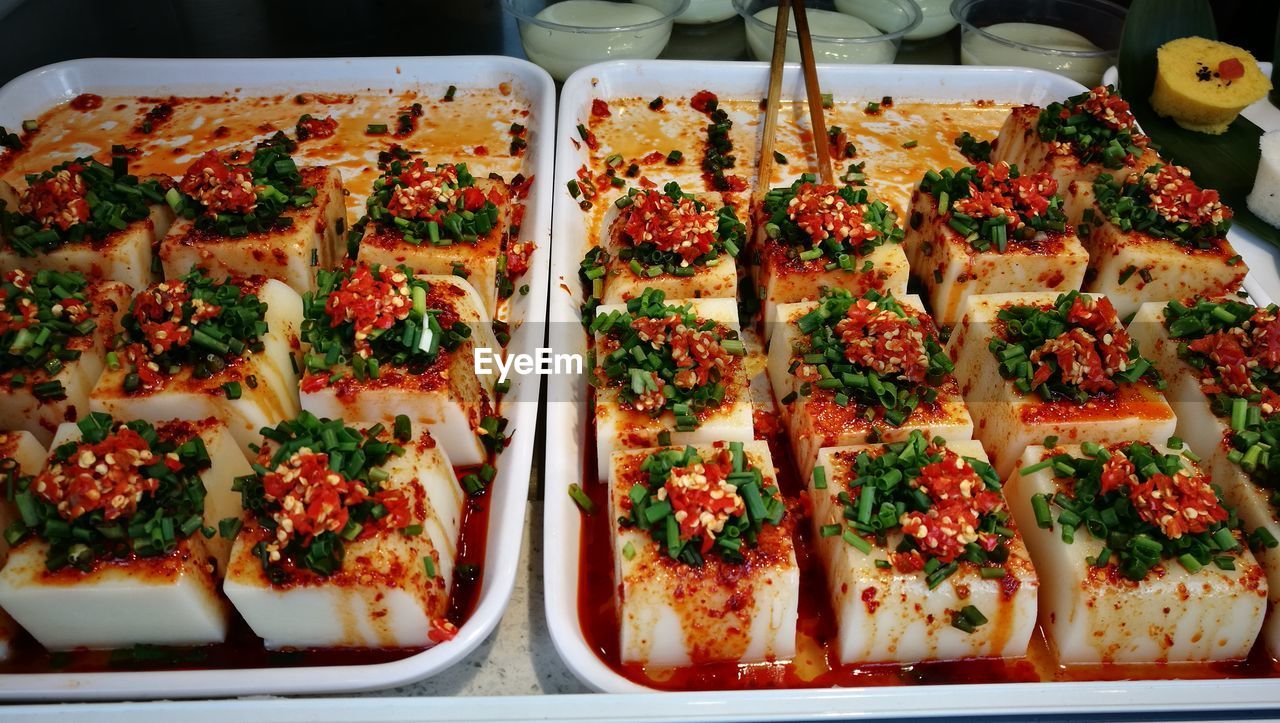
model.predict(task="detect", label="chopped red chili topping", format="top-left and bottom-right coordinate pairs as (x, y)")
top-left (1029, 296), bottom-right (1132, 393)
top-left (1128, 466), bottom-right (1228, 538)
top-left (130, 280), bottom-right (219, 355)
top-left (1144, 164), bottom-right (1231, 230)
top-left (951, 161), bottom-right (1058, 229)
top-left (325, 264), bottom-right (412, 358)
top-left (833, 298), bottom-right (930, 383)
top-left (20, 163), bottom-right (90, 231)
top-left (385, 160), bottom-right (461, 220)
top-left (619, 189), bottom-right (718, 263)
top-left (894, 449), bottom-right (1003, 569)
top-left (32, 427), bottom-right (161, 522)
top-left (658, 453), bottom-right (744, 553)
top-left (1075, 86), bottom-right (1138, 131)
top-left (630, 315), bottom-right (733, 392)
top-left (296, 115), bottom-right (338, 140)
top-left (178, 150), bottom-right (257, 216)
top-left (1187, 306), bottom-right (1280, 397)
top-left (786, 182), bottom-right (880, 246)
top-left (591, 99), bottom-right (611, 118)
top-left (0, 270), bottom-right (39, 335)
top-left (690, 90), bottom-right (718, 114)
top-left (1098, 454), bottom-right (1137, 495)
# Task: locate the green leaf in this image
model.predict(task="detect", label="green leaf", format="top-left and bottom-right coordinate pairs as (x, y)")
top-left (1118, 0), bottom-right (1280, 248)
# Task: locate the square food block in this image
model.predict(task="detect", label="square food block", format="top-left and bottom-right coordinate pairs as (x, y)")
top-left (947, 292), bottom-right (1176, 478)
top-left (90, 276), bottom-right (303, 456)
top-left (358, 176), bottom-right (509, 318)
top-left (991, 102), bottom-right (1161, 224)
top-left (1130, 299), bottom-right (1280, 655)
top-left (1068, 166), bottom-right (1247, 319)
top-left (0, 180), bottom-right (173, 290)
top-left (752, 181), bottom-right (908, 341)
top-left (901, 173), bottom-right (1087, 326)
top-left (608, 441), bottom-right (798, 665)
top-left (598, 186), bottom-right (744, 304)
top-left (0, 430), bottom-right (46, 661)
top-left (593, 296), bottom-right (753, 481)
top-left (0, 417), bottom-right (249, 650)
top-left (1007, 443), bottom-right (1267, 664)
top-left (300, 274), bottom-right (498, 468)
top-left (223, 426), bottom-right (464, 649)
top-left (766, 292), bottom-right (971, 478)
top-left (809, 438), bottom-right (1039, 664)
top-left (160, 166), bottom-right (346, 295)
top-left (0, 273), bottom-right (130, 445)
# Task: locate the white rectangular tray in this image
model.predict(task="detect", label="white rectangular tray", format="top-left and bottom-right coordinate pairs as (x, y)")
top-left (0, 55), bottom-right (555, 701)
top-left (544, 60), bottom-right (1280, 711)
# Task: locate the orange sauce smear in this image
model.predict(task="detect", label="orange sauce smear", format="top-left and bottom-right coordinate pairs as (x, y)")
top-left (0, 86), bottom-right (527, 674)
top-left (573, 95), bottom-right (1280, 691)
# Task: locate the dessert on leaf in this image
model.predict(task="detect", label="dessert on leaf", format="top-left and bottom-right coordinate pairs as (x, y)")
top-left (591, 289), bottom-right (751, 481)
top-left (0, 430), bottom-right (46, 661)
top-left (0, 155), bottom-right (174, 289)
top-left (159, 145), bottom-right (346, 295)
top-left (808, 432), bottom-right (1038, 664)
top-left (991, 85), bottom-right (1159, 221)
top-left (1070, 163), bottom-right (1246, 318)
top-left (597, 182), bottom-right (745, 304)
top-left (223, 413), bottom-right (463, 649)
top-left (356, 156), bottom-right (509, 317)
top-left (753, 175), bottom-right (906, 339)
top-left (1130, 297), bottom-right (1280, 653)
top-left (1151, 37), bottom-right (1271, 135)
top-left (0, 413), bottom-right (249, 650)
top-left (1008, 441), bottom-right (1266, 663)
top-left (298, 262), bottom-right (499, 468)
top-left (608, 441), bottom-right (797, 665)
top-left (903, 161), bottom-right (1087, 325)
top-left (89, 267), bottom-right (302, 456)
top-left (947, 291), bottom-right (1174, 477)
top-left (0, 269), bottom-right (130, 444)
top-left (766, 289), bottom-right (970, 477)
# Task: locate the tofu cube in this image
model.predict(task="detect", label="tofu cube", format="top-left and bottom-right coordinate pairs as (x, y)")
top-left (902, 183), bottom-right (1088, 326)
top-left (599, 188), bottom-right (743, 304)
top-left (358, 177), bottom-right (509, 318)
top-left (0, 417), bottom-right (250, 650)
top-left (223, 428), bottom-right (464, 649)
top-left (766, 293), bottom-right (972, 478)
top-left (0, 430), bottom-right (46, 660)
top-left (1130, 300), bottom-right (1280, 656)
top-left (0, 180), bottom-right (172, 290)
top-left (1068, 177), bottom-right (1247, 320)
top-left (1007, 443), bottom-right (1268, 663)
top-left (991, 104), bottom-right (1161, 224)
top-left (609, 441), bottom-right (798, 665)
top-left (593, 297), bottom-right (753, 482)
top-left (809, 439), bottom-right (1039, 663)
top-left (947, 292), bottom-right (1176, 478)
top-left (300, 275), bottom-right (499, 468)
top-left (90, 277), bottom-right (303, 456)
top-left (160, 166), bottom-right (346, 295)
top-left (0, 275), bottom-right (131, 445)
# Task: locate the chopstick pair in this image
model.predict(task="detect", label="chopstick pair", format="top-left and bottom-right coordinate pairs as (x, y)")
top-left (756, 0), bottom-right (836, 199)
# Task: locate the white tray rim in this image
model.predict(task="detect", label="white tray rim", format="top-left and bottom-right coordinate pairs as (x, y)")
top-left (543, 59), bottom-right (1280, 710)
top-left (0, 54), bottom-right (555, 701)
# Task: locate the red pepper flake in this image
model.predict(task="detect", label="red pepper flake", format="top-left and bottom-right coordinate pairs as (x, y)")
top-left (630, 315), bottom-right (733, 392)
top-left (0, 271), bottom-right (38, 335)
top-left (1218, 57), bottom-right (1245, 81)
top-left (591, 99), bottom-right (611, 118)
top-left (1111, 454), bottom-right (1228, 538)
top-left (385, 160), bottom-right (461, 220)
top-left (20, 163), bottom-right (90, 231)
top-left (505, 240), bottom-right (534, 278)
top-left (1029, 296), bottom-right (1131, 394)
top-left (619, 189), bottom-right (718, 263)
top-left (1188, 306), bottom-right (1280, 397)
top-left (296, 115), bottom-right (338, 141)
top-left (1075, 86), bottom-right (1139, 131)
top-left (33, 427), bottom-right (160, 522)
top-left (69, 93), bottom-right (103, 111)
top-left (660, 451), bottom-right (744, 553)
top-left (641, 151), bottom-right (666, 165)
top-left (894, 449), bottom-right (1003, 568)
top-left (325, 264), bottom-right (412, 357)
top-left (178, 150), bottom-right (257, 216)
top-left (429, 618), bottom-right (459, 643)
top-left (951, 161), bottom-right (1057, 230)
top-left (690, 90), bottom-right (718, 114)
top-left (131, 279), bottom-right (219, 355)
top-left (786, 182), bottom-right (879, 246)
top-left (473, 145), bottom-right (488, 156)
top-left (832, 298), bottom-right (931, 383)
top-left (1144, 164), bottom-right (1231, 230)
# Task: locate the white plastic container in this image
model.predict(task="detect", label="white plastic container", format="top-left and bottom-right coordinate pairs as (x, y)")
top-left (0, 55), bottom-right (554, 700)
top-left (545, 60), bottom-right (1278, 712)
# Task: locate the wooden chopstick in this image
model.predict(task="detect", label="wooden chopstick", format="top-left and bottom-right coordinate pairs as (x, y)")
top-left (792, 0), bottom-right (835, 185)
top-left (755, 0), bottom-right (792, 201)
